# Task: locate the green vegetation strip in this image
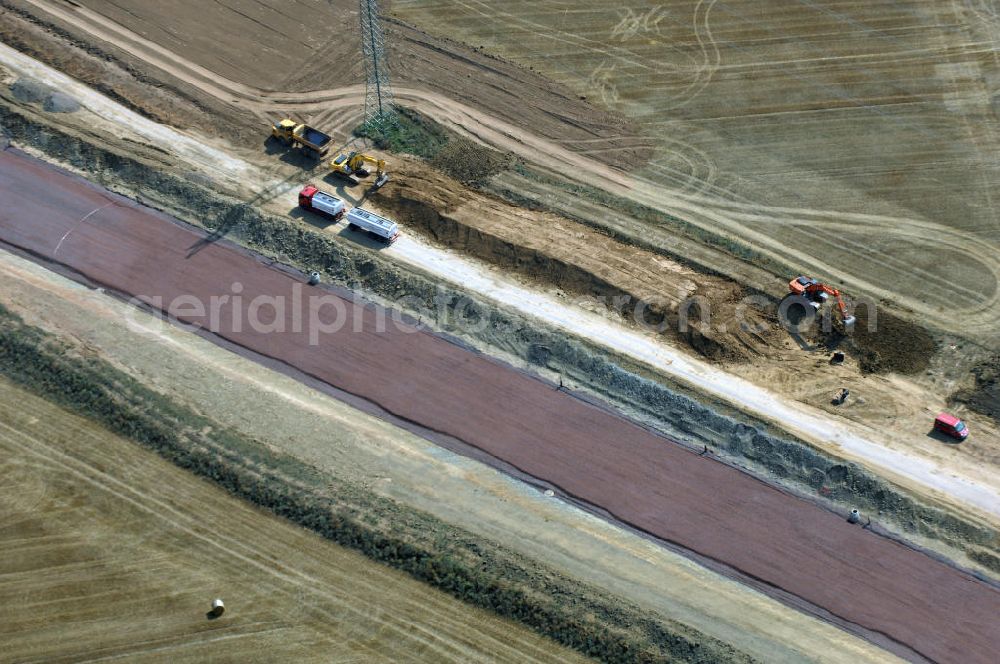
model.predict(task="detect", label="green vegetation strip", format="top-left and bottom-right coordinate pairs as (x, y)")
top-left (354, 107), bottom-right (451, 159)
top-left (355, 107), bottom-right (509, 184)
top-left (0, 304), bottom-right (752, 664)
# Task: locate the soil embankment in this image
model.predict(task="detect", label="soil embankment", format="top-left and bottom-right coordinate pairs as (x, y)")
top-left (373, 151), bottom-right (938, 375)
top-left (373, 157), bottom-right (779, 362)
top-left (810, 306), bottom-right (938, 375)
top-left (955, 355), bottom-right (1000, 424)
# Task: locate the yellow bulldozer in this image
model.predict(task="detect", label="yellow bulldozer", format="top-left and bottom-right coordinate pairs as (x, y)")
top-left (330, 151), bottom-right (389, 189)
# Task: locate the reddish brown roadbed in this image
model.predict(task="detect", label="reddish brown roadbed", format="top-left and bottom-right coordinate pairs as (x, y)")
top-left (2, 149), bottom-right (998, 663)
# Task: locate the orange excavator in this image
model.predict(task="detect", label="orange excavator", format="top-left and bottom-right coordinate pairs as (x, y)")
top-left (788, 276), bottom-right (856, 328)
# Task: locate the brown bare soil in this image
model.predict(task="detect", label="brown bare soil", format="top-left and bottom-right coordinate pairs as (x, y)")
top-left (851, 308), bottom-right (939, 375)
top-left (809, 306), bottom-right (939, 375)
top-left (0, 378), bottom-right (588, 664)
top-left (374, 156), bottom-right (780, 361)
top-left (955, 355), bottom-right (1000, 424)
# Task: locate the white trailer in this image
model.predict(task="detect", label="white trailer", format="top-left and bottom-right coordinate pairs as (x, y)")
top-left (346, 207), bottom-right (400, 244)
top-left (298, 185), bottom-right (345, 220)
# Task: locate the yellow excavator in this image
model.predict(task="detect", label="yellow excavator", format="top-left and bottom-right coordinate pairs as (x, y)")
top-left (329, 151), bottom-right (390, 189)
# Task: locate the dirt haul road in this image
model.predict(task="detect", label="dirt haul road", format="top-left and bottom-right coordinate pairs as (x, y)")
top-left (15, 0), bottom-right (1000, 341)
top-left (3, 149), bottom-right (1000, 664)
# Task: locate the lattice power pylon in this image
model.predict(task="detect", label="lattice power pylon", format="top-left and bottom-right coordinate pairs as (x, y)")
top-left (360, 0), bottom-right (396, 132)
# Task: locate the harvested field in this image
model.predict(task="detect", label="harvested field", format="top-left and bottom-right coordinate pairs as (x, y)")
top-left (394, 0), bottom-right (1000, 345)
top-left (5, 0), bottom-right (649, 166)
top-left (0, 378), bottom-right (587, 664)
top-left (72, 0), bottom-right (358, 91)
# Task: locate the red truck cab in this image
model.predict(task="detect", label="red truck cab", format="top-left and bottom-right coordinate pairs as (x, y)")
top-left (298, 185), bottom-right (345, 221)
top-left (934, 412), bottom-right (969, 441)
top-left (298, 184), bottom-right (319, 208)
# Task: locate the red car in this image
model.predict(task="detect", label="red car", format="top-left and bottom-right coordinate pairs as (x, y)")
top-left (934, 412), bottom-right (969, 441)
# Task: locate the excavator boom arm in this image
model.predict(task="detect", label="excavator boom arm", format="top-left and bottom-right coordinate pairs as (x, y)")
top-left (817, 285), bottom-right (848, 313)
top-left (348, 153), bottom-right (386, 175)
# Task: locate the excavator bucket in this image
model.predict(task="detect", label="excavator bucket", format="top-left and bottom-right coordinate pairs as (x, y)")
top-left (842, 315), bottom-right (856, 330)
top-left (372, 173), bottom-right (390, 190)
